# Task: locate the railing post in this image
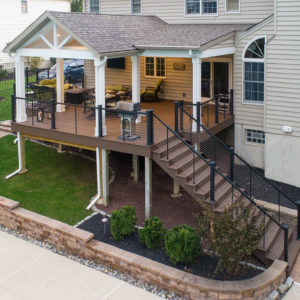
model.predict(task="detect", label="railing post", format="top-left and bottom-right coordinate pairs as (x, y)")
top-left (229, 146), bottom-right (234, 182)
top-left (11, 95), bottom-right (16, 123)
top-left (230, 89), bottom-right (234, 116)
top-left (174, 101), bottom-right (178, 133)
top-left (297, 201), bottom-right (300, 240)
top-left (179, 100), bottom-right (184, 132)
top-left (146, 109), bottom-right (154, 146)
top-left (47, 68), bottom-right (50, 79)
top-left (51, 100), bottom-right (56, 129)
top-left (35, 68), bottom-right (39, 82)
top-left (283, 224), bottom-right (289, 263)
top-left (209, 161), bottom-right (215, 203)
top-left (215, 96), bottom-right (219, 124)
top-left (25, 67), bottom-right (29, 86)
top-left (98, 105), bottom-right (103, 138)
top-left (196, 101), bottom-right (201, 132)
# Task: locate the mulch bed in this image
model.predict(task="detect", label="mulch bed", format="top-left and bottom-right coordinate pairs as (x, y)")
top-left (78, 213), bottom-right (264, 281)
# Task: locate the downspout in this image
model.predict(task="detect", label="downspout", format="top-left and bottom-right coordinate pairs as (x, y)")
top-left (5, 132), bottom-right (24, 180)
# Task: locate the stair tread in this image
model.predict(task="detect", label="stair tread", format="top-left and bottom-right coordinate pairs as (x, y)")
top-left (152, 138), bottom-right (183, 154)
top-left (266, 228), bottom-right (293, 261)
top-left (257, 220), bottom-right (281, 252)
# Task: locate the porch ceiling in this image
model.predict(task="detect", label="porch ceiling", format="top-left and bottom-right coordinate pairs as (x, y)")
top-left (5, 11), bottom-right (252, 58)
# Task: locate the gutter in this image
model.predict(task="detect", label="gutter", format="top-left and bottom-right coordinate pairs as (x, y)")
top-left (134, 45), bottom-right (201, 51)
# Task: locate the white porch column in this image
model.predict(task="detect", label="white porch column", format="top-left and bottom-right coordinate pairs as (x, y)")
top-left (56, 58), bottom-right (65, 112)
top-left (94, 57), bottom-right (107, 136)
top-left (192, 57), bottom-right (202, 131)
top-left (145, 157), bottom-right (152, 220)
top-left (96, 147), bottom-right (102, 199)
top-left (15, 55), bottom-right (27, 122)
top-left (131, 56), bottom-right (140, 103)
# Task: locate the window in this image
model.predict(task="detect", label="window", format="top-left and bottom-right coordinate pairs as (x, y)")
top-left (246, 129), bottom-right (265, 144)
top-left (131, 0), bottom-right (141, 14)
top-left (21, 0), bottom-right (28, 13)
top-left (243, 38), bottom-right (265, 103)
top-left (203, 0), bottom-right (217, 14)
top-left (185, 0), bottom-right (217, 15)
top-left (90, 0), bottom-right (100, 13)
top-left (226, 0), bottom-right (239, 13)
top-left (145, 57), bottom-right (166, 78)
top-left (186, 0), bottom-right (200, 15)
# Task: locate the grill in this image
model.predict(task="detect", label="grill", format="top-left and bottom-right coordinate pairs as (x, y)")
top-left (116, 101), bottom-right (141, 141)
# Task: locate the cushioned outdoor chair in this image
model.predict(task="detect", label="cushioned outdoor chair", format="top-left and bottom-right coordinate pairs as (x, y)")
top-left (141, 79), bottom-right (163, 102)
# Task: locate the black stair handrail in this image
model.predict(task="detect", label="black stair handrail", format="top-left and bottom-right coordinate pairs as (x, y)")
top-left (177, 102), bottom-right (297, 209)
top-left (153, 112), bottom-right (288, 261)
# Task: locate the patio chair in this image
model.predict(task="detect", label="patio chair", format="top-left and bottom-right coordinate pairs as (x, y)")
top-left (141, 79), bottom-right (163, 102)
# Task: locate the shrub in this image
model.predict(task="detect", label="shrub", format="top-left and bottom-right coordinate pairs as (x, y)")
top-left (110, 206), bottom-right (137, 240)
top-left (138, 216), bottom-right (165, 249)
top-left (164, 225), bottom-right (200, 265)
top-left (197, 201), bottom-right (264, 275)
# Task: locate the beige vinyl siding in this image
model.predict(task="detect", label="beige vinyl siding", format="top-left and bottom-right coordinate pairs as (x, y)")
top-left (84, 0), bottom-right (273, 25)
top-left (265, 0), bottom-right (300, 137)
top-left (84, 57), bottom-right (194, 102)
top-left (234, 19), bottom-right (274, 128)
top-left (208, 36), bottom-right (235, 50)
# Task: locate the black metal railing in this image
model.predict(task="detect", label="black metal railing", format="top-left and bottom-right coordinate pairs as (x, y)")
top-left (175, 100), bottom-right (298, 238)
top-left (153, 112), bottom-right (289, 262)
top-left (180, 90), bottom-right (234, 128)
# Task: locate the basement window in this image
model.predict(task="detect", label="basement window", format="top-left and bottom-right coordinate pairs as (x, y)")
top-left (246, 129), bottom-right (265, 144)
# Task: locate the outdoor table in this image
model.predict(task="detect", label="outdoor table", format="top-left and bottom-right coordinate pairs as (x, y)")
top-left (65, 88), bottom-right (89, 105)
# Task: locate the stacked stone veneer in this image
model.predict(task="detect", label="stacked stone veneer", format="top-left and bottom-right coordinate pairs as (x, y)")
top-left (0, 196), bottom-right (287, 300)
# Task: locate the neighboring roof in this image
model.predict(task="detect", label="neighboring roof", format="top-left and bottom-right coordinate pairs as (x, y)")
top-left (5, 11), bottom-right (252, 56)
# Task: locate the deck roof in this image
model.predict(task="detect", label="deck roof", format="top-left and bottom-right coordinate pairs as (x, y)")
top-left (5, 11), bottom-right (251, 56)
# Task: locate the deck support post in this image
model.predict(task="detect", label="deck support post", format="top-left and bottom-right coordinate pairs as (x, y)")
top-left (131, 155), bottom-right (140, 183)
top-left (94, 57), bottom-right (107, 136)
top-left (192, 57), bottom-right (202, 132)
top-left (145, 156), bottom-right (152, 220)
top-left (171, 180), bottom-right (182, 198)
top-left (15, 55), bottom-right (27, 122)
top-left (56, 58), bottom-right (65, 112)
top-left (102, 148), bottom-right (109, 206)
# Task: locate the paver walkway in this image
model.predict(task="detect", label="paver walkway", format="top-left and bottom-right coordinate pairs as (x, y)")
top-left (0, 231), bottom-right (161, 300)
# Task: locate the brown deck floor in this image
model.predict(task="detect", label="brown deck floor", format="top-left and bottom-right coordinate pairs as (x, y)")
top-left (22, 100), bottom-right (231, 148)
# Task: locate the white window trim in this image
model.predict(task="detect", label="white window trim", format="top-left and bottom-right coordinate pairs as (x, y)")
top-left (225, 0), bottom-right (240, 14)
top-left (184, 0), bottom-right (218, 17)
top-left (144, 57), bottom-right (167, 79)
top-left (89, 0), bottom-right (100, 13)
top-left (244, 128), bottom-right (265, 146)
top-left (242, 36), bottom-right (266, 106)
top-left (131, 0), bottom-right (142, 15)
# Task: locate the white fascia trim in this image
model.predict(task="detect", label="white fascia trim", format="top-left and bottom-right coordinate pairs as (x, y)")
top-left (201, 47), bottom-right (235, 58)
top-left (138, 49), bottom-right (201, 58)
top-left (237, 15), bottom-right (274, 42)
top-left (16, 48), bottom-right (95, 59)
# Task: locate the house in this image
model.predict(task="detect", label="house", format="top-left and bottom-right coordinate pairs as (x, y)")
top-left (0, 0), bottom-right (71, 68)
top-left (3, 0), bottom-right (300, 268)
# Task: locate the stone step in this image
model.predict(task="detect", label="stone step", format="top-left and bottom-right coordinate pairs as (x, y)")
top-left (0, 125), bottom-right (11, 133)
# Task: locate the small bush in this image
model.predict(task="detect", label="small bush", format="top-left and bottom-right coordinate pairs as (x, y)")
top-left (110, 206), bottom-right (137, 240)
top-left (139, 216), bottom-right (165, 249)
top-left (164, 225), bottom-right (200, 265)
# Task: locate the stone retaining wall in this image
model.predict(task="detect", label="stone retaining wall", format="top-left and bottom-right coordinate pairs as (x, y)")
top-left (0, 196), bottom-right (288, 300)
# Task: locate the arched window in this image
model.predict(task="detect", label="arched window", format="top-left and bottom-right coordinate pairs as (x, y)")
top-left (243, 38), bottom-right (265, 103)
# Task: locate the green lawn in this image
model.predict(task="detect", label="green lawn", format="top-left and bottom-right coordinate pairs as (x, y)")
top-left (0, 89), bottom-right (12, 121)
top-left (0, 135), bottom-right (97, 225)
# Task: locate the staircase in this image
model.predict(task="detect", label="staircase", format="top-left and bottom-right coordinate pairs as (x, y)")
top-left (0, 120), bottom-right (11, 134)
top-left (152, 114), bottom-right (300, 270)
